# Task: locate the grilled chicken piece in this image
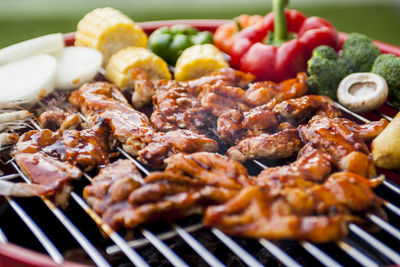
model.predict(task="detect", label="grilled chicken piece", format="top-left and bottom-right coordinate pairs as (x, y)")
top-left (186, 67), bottom-right (255, 95)
top-left (138, 129), bottom-right (218, 169)
top-left (132, 67), bottom-right (254, 110)
top-left (13, 120), bottom-right (110, 207)
top-left (217, 102), bottom-right (279, 144)
top-left (204, 172), bottom-right (384, 243)
top-left (298, 115), bottom-right (379, 177)
top-left (311, 172), bottom-right (384, 214)
top-left (164, 152), bottom-right (253, 190)
top-left (204, 186), bottom-right (351, 243)
top-left (227, 128), bottom-right (303, 162)
top-left (70, 81), bottom-right (155, 155)
top-left (273, 95), bottom-right (341, 125)
top-left (83, 160), bottom-right (143, 217)
top-left (131, 68), bottom-right (156, 109)
top-left (199, 84), bottom-right (252, 117)
top-left (39, 107), bottom-right (82, 131)
top-left (84, 153), bottom-right (252, 230)
top-left (330, 117), bottom-right (389, 141)
top-left (150, 80), bottom-right (210, 132)
top-left (256, 144), bottom-right (334, 190)
top-left (245, 72), bottom-right (308, 106)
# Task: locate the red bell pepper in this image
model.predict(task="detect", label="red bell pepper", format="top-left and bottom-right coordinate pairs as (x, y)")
top-left (229, 0), bottom-right (339, 82)
top-left (213, 14), bottom-right (264, 54)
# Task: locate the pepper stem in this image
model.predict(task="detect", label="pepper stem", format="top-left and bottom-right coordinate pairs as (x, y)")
top-left (273, 0), bottom-right (289, 46)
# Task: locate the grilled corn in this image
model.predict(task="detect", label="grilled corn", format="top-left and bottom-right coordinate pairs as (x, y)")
top-left (75, 7), bottom-right (147, 65)
top-left (105, 46), bottom-right (171, 89)
top-left (174, 44), bottom-right (228, 81)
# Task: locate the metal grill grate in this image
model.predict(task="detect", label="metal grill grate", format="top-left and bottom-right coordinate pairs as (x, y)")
top-left (1, 100), bottom-right (400, 267)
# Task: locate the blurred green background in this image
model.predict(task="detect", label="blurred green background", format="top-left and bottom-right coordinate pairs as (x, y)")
top-left (0, 0), bottom-right (399, 48)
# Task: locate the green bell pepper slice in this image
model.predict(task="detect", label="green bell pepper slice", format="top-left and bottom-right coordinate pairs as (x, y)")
top-left (148, 24), bottom-right (213, 65)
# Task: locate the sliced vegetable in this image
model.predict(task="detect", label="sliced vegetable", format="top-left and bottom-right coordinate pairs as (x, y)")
top-left (55, 46), bottom-right (103, 90)
top-left (337, 73), bottom-right (388, 113)
top-left (75, 7), bottom-right (148, 65)
top-left (371, 54), bottom-right (400, 107)
top-left (0, 33), bottom-right (64, 66)
top-left (148, 24), bottom-right (213, 65)
top-left (174, 44), bottom-right (228, 81)
top-left (0, 54), bottom-right (57, 103)
top-left (372, 112), bottom-right (400, 169)
top-left (105, 46), bottom-right (171, 89)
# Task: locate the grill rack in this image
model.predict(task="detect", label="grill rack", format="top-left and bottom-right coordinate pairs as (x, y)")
top-left (0, 97), bottom-right (400, 267)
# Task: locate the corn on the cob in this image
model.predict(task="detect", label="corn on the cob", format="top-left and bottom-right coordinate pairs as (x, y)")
top-left (174, 44), bottom-right (229, 81)
top-left (75, 7), bottom-right (148, 65)
top-left (105, 46), bottom-right (171, 89)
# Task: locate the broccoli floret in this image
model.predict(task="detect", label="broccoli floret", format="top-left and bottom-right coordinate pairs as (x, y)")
top-left (371, 54), bottom-right (400, 107)
top-left (341, 33), bottom-right (381, 72)
top-left (307, 33), bottom-right (381, 99)
top-left (307, 46), bottom-right (341, 99)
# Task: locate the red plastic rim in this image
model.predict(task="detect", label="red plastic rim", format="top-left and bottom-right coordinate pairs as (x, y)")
top-left (3, 19), bottom-right (400, 267)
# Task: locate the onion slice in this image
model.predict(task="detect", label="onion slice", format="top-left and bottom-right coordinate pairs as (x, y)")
top-left (55, 46), bottom-right (103, 90)
top-left (0, 33), bottom-right (64, 66)
top-left (0, 54), bottom-right (57, 103)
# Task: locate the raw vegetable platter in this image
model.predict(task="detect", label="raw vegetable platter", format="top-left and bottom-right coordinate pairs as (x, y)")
top-left (1, 2), bottom-right (400, 267)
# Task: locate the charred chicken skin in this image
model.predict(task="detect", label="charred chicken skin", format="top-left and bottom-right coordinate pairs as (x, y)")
top-left (245, 72), bottom-right (308, 106)
top-left (256, 144), bottom-right (334, 190)
top-left (138, 130), bottom-right (218, 169)
top-left (273, 95), bottom-right (342, 126)
top-left (83, 153), bottom-right (252, 230)
top-left (13, 119), bottom-right (110, 207)
top-left (150, 80), bottom-right (211, 132)
top-left (70, 81), bottom-right (218, 169)
top-left (217, 102), bottom-right (279, 144)
top-left (298, 115), bottom-right (388, 177)
top-left (226, 128), bottom-right (303, 162)
top-left (39, 107), bottom-right (82, 131)
top-left (204, 172), bottom-right (384, 243)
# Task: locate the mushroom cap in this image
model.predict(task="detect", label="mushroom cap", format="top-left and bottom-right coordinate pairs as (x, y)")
top-left (337, 72), bottom-right (388, 113)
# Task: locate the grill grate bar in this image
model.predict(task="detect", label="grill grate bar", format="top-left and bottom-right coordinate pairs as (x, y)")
top-left (69, 191), bottom-right (149, 267)
top-left (110, 232), bottom-right (150, 267)
top-left (140, 228), bottom-right (189, 267)
top-left (367, 214), bottom-right (400, 241)
top-left (106, 223), bottom-right (203, 254)
top-left (383, 181), bottom-right (400, 197)
top-left (384, 201), bottom-right (400, 217)
top-left (349, 223), bottom-right (400, 264)
top-left (259, 239), bottom-right (302, 267)
top-left (334, 102), bottom-right (370, 123)
top-left (212, 228), bottom-right (264, 267)
top-left (0, 226), bottom-right (7, 243)
top-left (171, 223), bottom-right (226, 267)
top-left (4, 195), bottom-right (64, 264)
top-left (10, 161), bottom-right (112, 267)
top-left (336, 240), bottom-right (378, 267)
top-left (0, 174), bottom-right (19, 180)
top-left (378, 112), bottom-right (393, 122)
top-left (300, 241), bottom-right (343, 267)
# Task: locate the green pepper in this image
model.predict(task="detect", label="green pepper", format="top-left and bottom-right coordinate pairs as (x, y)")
top-left (148, 24), bottom-right (213, 65)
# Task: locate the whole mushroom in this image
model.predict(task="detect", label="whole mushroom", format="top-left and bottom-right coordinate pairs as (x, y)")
top-left (337, 73), bottom-right (388, 113)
